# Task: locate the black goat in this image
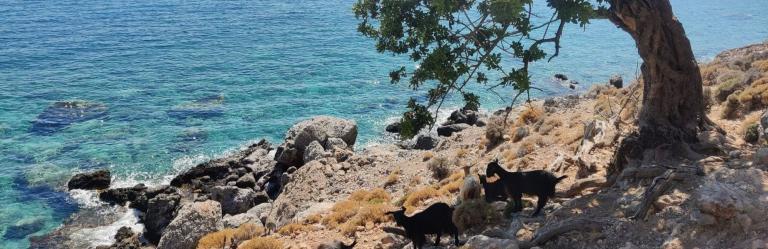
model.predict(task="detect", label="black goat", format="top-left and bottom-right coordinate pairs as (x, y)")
top-left (477, 174), bottom-right (507, 203)
top-left (485, 159), bottom-right (566, 216)
top-left (386, 203), bottom-right (459, 249)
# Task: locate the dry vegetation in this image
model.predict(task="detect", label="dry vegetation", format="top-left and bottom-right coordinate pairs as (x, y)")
top-left (198, 223), bottom-right (265, 249)
top-left (236, 237), bottom-right (283, 249)
top-left (320, 188), bottom-right (392, 236)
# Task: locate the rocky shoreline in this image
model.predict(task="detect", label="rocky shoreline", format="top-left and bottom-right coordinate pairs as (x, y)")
top-left (31, 42), bottom-right (768, 249)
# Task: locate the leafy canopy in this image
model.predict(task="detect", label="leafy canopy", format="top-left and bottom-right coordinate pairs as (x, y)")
top-left (354, 0), bottom-right (598, 138)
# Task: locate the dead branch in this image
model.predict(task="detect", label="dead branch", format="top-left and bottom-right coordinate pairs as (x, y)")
top-left (518, 218), bottom-right (608, 249)
top-left (557, 176), bottom-right (608, 198)
top-left (631, 169), bottom-right (684, 220)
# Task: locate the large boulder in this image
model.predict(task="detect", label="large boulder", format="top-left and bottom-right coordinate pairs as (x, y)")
top-left (157, 200), bottom-right (222, 249)
top-left (99, 184), bottom-right (173, 212)
top-left (385, 122), bottom-right (401, 133)
top-left (68, 169), bottom-right (111, 190)
top-left (465, 235), bottom-right (519, 249)
top-left (609, 74), bottom-right (623, 88)
top-left (415, 134), bottom-right (440, 150)
top-left (221, 203), bottom-right (272, 228)
top-left (144, 192), bottom-right (181, 244)
top-left (447, 108), bottom-right (479, 126)
top-left (303, 141), bottom-right (326, 163)
top-left (275, 116), bottom-right (357, 166)
top-left (209, 186), bottom-right (262, 215)
top-left (694, 168), bottom-right (768, 231)
top-left (266, 161), bottom-right (330, 228)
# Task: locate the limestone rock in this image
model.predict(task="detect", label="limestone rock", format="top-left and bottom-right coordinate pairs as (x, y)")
top-left (68, 169), bottom-right (111, 190)
top-left (157, 200), bottom-right (222, 249)
top-left (210, 186), bottom-right (259, 215)
top-left (465, 235), bottom-right (519, 249)
top-left (275, 116), bottom-right (357, 166)
top-left (303, 141), bottom-right (326, 163)
top-left (236, 173), bottom-right (256, 189)
top-left (221, 202), bottom-right (272, 228)
top-left (266, 161), bottom-right (329, 228)
top-left (144, 192), bottom-right (181, 244)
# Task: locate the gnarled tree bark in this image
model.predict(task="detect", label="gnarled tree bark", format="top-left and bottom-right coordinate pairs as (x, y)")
top-left (607, 0), bottom-right (718, 149)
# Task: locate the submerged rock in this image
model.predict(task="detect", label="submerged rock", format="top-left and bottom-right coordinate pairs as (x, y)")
top-left (68, 169), bottom-right (111, 190)
top-left (30, 100), bottom-right (108, 135)
top-left (157, 200), bottom-right (222, 249)
top-left (167, 94), bottom-right (225, 119)
top-left (3, 219), bottom-right (45, 240)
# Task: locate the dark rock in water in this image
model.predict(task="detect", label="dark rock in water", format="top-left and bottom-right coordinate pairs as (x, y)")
top-left (437, 123), bottom-right (470, 137)
top-left (29, 207), bottom-right (123, 249)
top-left (385, 122), bottom-right (402, 133)
top-left (68, 169), bottom-right (111, 190)
top-left (414, 134), bottom-right (440, 150)
top-left (609, 74), bottom-right (623, 88)
top-left (3, 219), bottom-right (45, 240)
top-left (167, 94), bottom-right (225, 119)
top-left (170, 139), bottom-right (271, 188)
top-left (447, 109), bottom-right (478, 126)
top-left (144, 192), bottom-right (181, 244)
top-left (99, 184), bottom-right (174, 212)
top-left (30, 100), bottom-right (108, 135)
top-left (96, 226), bottom-right (141, 249)
top-left (554, 73), bottom-right (568, 81)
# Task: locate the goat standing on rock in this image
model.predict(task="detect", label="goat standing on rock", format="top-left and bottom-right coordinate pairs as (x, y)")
top-left (485, 159), bottom-right (566, 216)
top-left (386, 203), bottom-right (460, 249)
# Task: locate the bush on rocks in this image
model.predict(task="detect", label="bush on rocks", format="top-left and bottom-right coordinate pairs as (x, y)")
top-left (452, 200), bottom-right (501, 232)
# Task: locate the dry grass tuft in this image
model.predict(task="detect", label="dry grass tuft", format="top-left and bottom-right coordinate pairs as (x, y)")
top-left (422, 151), bottom-right (434, 161)
top-left (455, 148), bottom-right (469, 159)
top-left (715, 70), bottom-right (745, 101)
top-left (322, 188), bottom-right (392, 236)
top-left (485, 116), bottom-right (506, 146)
top-left (721, 93), bottom-right (742, 119)
top-left (516, 105), bottom-right (544, 126)
top-left (384, 168), bottom-right (400, 187)
top-left (276, 223), bottom-right (310, 236)
top-left (452, 199), bottom-right (502, 232)
top-left (752, 59), bottom-right (768, 72)
top-left (700, 64), bottom-right (722, 86)
top-left (535, 116), bottom-right (562, 135)
top-left (304, 213), bottom-right (322, 224)
top-left (738, 77), bottom-right (768, 110)
top-left (427, 156), bottom-right (452, 180)
top-left (403, 187), bottom-right (442, 213)
top-left (198, 223), bottom-right (265, 249)
top-left (237, 237), bottom-right (283, 249)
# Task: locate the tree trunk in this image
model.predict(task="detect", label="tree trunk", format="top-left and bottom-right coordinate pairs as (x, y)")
top-left (607, 0), bottom-right (713, 148)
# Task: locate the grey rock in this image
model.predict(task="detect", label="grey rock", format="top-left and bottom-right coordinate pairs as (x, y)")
top-left (157, 200), bottom-right (222, 249)
top-left (324, 137), bottom-right (348, 151)
top-left (448, 109), bottom-right (478, 125)
top-left (385, 122), bottom-right (401, 133)
top-left (303, 141), bottom-right (326, 163)
top-left (210, 186), bottom-right (258, 215)
top-left (275, 116), bottom-right (357, 166)
top-left (415, 134), bottom-right (440, 150)
top-left (465, 235), bottom-right (519, 249)
top-left (144, 192), bottom-right (181, 244)
top-left (222, 202), bottom-right (272, 228)
top-left (236, 173), bottom-right (256, 189)
top-left (754, 148), bottom-right (768, 166)
top-left (68, 169), bottom-right (111, 190)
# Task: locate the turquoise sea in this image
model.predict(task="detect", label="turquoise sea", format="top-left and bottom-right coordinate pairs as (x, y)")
top-left (1, 0), bottom-right (766, 248)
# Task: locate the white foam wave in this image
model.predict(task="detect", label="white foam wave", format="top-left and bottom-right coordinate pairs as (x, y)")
top-left (68, 207), bottom-right (144, 248)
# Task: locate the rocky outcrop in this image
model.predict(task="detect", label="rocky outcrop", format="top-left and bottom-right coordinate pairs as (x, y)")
top-left (694, 168), bottom-right (768, 231)
top-left (30, 100), bottom-right (108, 135)
top-left (157, 200), bottom-right (222, 249)
top-left (266, 161), bottom-right (330, 228)
top-left (446, 108), bottom-right (479, 126)
top-left (210, 186), bottom-right (265, 215)
top-left (274, 116), bottom-right (357, 166)
top-left (437, 123), bottom-right (470, 137)
top-left (99, 184), bottom-right (174, 212)
top-left (610, 74), bottom-right (623, 88)
top-left (144, 192), bottom-right (181, 244)
top-left (415, 134), bottom-right (440, 150)
top-left (68, 169), bottom-right (111, 190)
top-left (221, 203), bottom-right (272, 228)
top-left (303, 141), bottom-right (325, 163)
top-left (170, 139), bottom-right (272, 188)
top-left (385, 122), bottom-right (402, 133)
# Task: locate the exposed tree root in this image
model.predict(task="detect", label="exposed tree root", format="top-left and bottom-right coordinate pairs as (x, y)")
top-left (630, 169), bottom-right (685, 220)
top-left (558, 176), bottom-right (608, 198)
top-left (519, 218), bottom-right (609, 249)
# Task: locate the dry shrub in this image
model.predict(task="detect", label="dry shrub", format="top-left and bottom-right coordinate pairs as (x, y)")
top-left (721, 93), bottom-right (742, 119)
top-left (516, 105), bottom-right (544, 126)
top-left (427, 156), bottom-right (451, 180)
top-left (594, 94), bottom-right (615, 118)
top-left (510, 126), bottom-right (529, 143)
top-left (198, 223), bottom-right (265, 249)
top-left (515, 139), bottom-right (536, 159)
top-left (384, 168), bottom-right (400, 186)
top-left (304, 213), bottom-right (322, 224)
top-left (438, 178), bottom-right (463, 194)
top-left (555, 123), bottom-right (585, 146)
top-left (276, 223), bottom-right (310, 236)
top-left (452, 200), bottom-right (501, 232)
top-left (485, 116), bottom-right (506, 145)
top-left (403, 187), bottom-right (442, 212)
top-left (752, 59), bottom-right (768, 72)
top-left (322, 188), bottom-right (391, 236)
top-left (455, 148), bottom-right (469, 159)
top-left (738, 77), bottom-right (768, 110)
top-left (422, 151), bottom-right (434, 161)
top-left (409, 175), bottom-right (422, 186)
top-left (715, 70), bottom-right (745, 101)
top-left (535, 116), bottom-right (562, 135)
top-left (237, 237), bottom-right (283, 249)
top-left (700, 64), bottom-right (721, 86)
